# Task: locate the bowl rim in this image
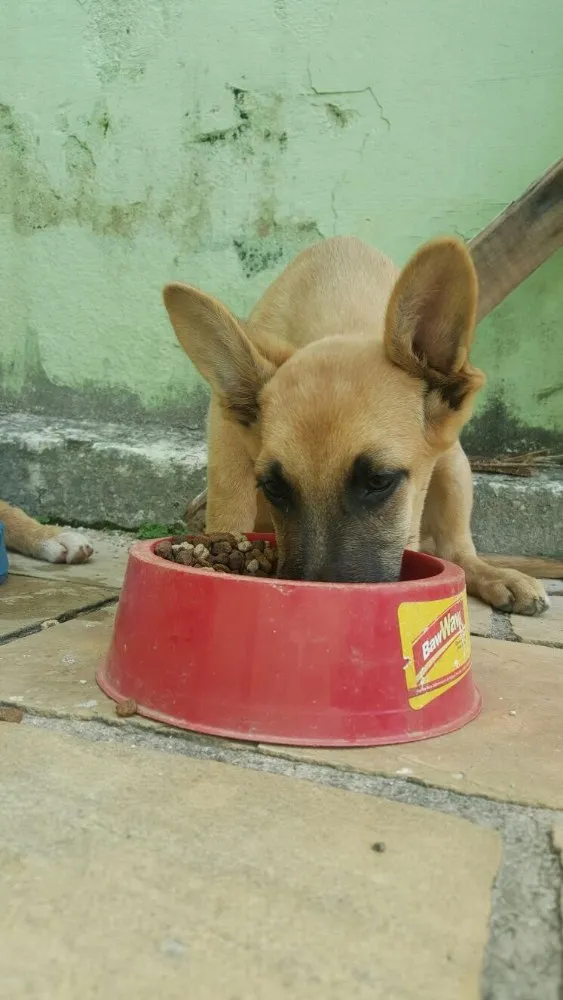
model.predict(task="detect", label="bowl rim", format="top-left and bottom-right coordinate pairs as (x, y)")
top-left (132, 536), bottom-right (465, 595)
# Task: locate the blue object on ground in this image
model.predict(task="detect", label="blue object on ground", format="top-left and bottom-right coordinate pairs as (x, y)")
top-left (0, 522), bottom-right (9, 583)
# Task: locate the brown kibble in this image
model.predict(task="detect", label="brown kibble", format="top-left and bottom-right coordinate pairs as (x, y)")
top-left (211, 540), bottom-right (232, 556)
top-left (0, 705), bottom-right (24, 723)
top-left (207, 532), bottom-right (238, 547)
top-left (176, 550), bottom-right (194, 566)
top-left (116, 699), bottom-right (137, 718)
top-left (228, 550), bottom-right (244, 572)
top-left (189, 534), bottom-right (209, 547)
top-left (256, 555), bottom-right (272, 572)
top-left (156, 533), bottom-right (278, 578)
top-left (154, 540), bottom-right (173, 559)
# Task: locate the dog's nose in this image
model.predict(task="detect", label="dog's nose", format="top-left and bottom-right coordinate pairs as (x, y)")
top-left (297, 518), bottom-right (335, 581)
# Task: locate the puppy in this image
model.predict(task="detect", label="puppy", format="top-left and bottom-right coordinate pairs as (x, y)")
top-left (0, 500), bottom-right (93, 564)
top-left (163, 235), bottom-right (548, 616)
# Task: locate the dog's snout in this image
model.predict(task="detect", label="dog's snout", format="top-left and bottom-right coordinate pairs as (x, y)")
top-left (277, 554), bottom-right (332, 583)
top-left (296, 518), bottom-right (340, 581)
top-left (301, 562), bottom-right (340, 583)
top-left (277, 538), bottom-right (336, 582)
top-left (277, 521), bottom-right (404, 584)
top-left (280, 554), bottom-right (398, 584)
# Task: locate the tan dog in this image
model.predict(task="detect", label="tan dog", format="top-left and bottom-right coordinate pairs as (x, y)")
top-left (163, 236), bottom-right (548, 616)
top-left (0, 500), bottom-right (93, 564)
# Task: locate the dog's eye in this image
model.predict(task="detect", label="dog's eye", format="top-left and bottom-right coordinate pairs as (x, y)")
top-left (260, 479), bottom-right (287, 505)
top-left (257, 463), bottom-right (294, 510)
top-left (363, 472), bottom-right (398, 495)
top-left (349, 456), bottom-right (405, 505)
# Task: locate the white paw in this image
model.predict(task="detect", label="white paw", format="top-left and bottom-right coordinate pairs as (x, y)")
top-left (39, 530), bottom-right (94, 565)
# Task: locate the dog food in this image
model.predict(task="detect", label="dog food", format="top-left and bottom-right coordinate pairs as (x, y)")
top-left (115, 698), bottom-right (138, 718)
top-left (0, 705), bottom-right (24, 723)
top-left (154, 533), bottom-right (278, 577)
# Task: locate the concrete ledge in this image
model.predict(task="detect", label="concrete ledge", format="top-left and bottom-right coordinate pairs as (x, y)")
top-left (472, 470), bottom-right (563, 559)
top-left (1, 412), bottom-right (561, 557)
top-left (0, 412), bottom-right (207, 529)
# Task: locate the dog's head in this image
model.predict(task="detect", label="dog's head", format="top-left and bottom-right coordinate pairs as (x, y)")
top-left (164, 238), bottom-right (484, 583)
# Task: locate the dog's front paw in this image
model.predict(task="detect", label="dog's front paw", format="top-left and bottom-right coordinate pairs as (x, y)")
top-left (470, 568), bottom-right (549, 617)
top-left (38, 530), bottom-right (94, 565)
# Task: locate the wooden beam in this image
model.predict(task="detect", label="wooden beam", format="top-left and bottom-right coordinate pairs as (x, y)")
top-left (469, 157), bottom-right (563, 322)
top-left (482, 554), bottom-right (563, 580)
top-left (184, 488), bottom-right (208, 525)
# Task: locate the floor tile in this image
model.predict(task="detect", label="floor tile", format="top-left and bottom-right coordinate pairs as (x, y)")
top-left (509, 596), bottom-right (563, 648)
top-left (0, 725), bottom-right (500, 1000)
top-left (0, 575), bottom-right (116, 638)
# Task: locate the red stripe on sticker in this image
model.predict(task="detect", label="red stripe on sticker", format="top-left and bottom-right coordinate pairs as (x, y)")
top-left (411, 598), bottom-right (466, 676)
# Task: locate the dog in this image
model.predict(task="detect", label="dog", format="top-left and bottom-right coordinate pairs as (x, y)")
top-left (163, 235), bottom-right (549, 616)
top-left (0, 500), bottom-right (93, 564)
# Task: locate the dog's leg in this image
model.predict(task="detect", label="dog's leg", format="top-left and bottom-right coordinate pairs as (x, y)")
top-left (205, 400), bottom-right (258, 533)
top-left (421, 443), bottom-right (549, 616)
top-left (0, 501), bottom-right (93, 564)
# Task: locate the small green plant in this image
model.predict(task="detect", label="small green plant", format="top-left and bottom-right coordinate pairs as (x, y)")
top-left (136, 522), bottom-right (183, 540)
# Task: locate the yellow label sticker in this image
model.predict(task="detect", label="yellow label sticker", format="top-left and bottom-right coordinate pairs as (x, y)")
top-left (398, 591), bottom-right (472, 710)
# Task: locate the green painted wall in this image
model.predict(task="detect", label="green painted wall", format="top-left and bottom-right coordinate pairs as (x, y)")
top-left (1, 0), bottom-right (562, 452)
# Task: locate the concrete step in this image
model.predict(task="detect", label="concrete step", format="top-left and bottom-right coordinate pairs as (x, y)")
top-left (473, 469), bottom-right (563, 559)
top-left (0, 412), bottom-right (206, 530)
top-left (1, 411), bottom-right (561, 557)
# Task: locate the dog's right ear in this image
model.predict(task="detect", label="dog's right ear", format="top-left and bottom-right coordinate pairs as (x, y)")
top-left (384, 237), bottom-right (483, 416)
top-left (163, 283), bottom-right (281, 428)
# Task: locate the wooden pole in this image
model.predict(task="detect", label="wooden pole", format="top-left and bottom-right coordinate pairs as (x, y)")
top-left (469, 157), bottom-right (563, 322)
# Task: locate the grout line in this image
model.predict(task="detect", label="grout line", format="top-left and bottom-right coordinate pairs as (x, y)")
top-left (0, 596), bottom-right (119, 647)
top-left (547, 827), bottom-right (563, 1000)
top-left (14, 706), bottom-right (563, 819)
top-left (489, 610), bottom-right (521, 642)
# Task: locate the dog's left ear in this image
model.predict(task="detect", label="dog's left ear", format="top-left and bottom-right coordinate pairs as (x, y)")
top-left (384, 237), bottom-right (485, 413)
top-left (163, 282), bottom-right (290, 427)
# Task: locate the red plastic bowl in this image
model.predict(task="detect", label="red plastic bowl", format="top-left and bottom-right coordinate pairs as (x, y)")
top-left (97, 536), bottom-right (480, 747)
